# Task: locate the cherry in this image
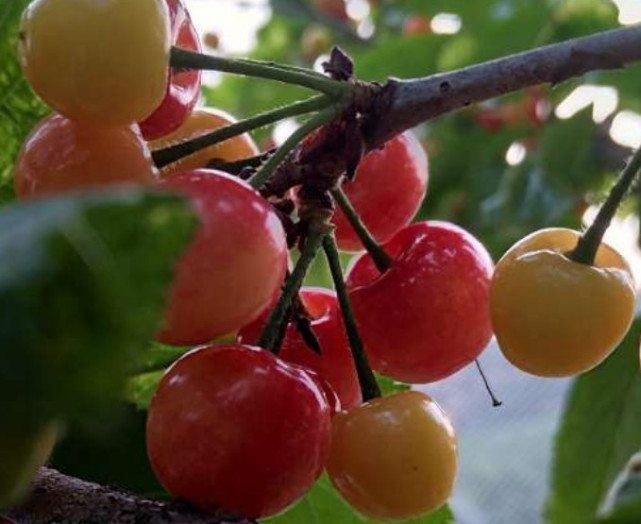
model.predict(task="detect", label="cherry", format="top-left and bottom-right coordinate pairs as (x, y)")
top-left (313, 0), bottom-right (348, 21)
top-left (332, 132), bottom-right (428, 252)
top-left (14, 114), bottom-right (158, 199)
top-left (149, 108), bottom-right (259, 176)
top-left (139, 0), bottom-right (202, 141)
top-left (327, 391), bottom-right (457, 520)
top-left (402, 15), bottom-right (432, 36)
top-left (238, 287), bottom-right (362, 409)
top-left (146, 344), bottom-right (331, 519)
top-left (156, 170), bottom-right (288, 346)
top-left (346, 221), bottom-right (494, 383)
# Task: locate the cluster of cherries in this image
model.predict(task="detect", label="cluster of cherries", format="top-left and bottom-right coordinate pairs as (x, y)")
top-left (13, 0), bottom-right (639, 521)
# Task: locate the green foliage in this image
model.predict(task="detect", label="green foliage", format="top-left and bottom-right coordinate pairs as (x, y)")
top-left (597, 454), bottom-right (641, 523)
top-left (0, 189), bottom-right (197, 426)
top-left (269, 475), bottom-right (454, 524)
top-left (546, 317), bottom-right (641, 524)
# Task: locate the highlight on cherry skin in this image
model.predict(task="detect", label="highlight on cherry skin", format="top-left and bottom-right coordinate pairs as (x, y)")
top-left (138, 0), bottom-right (202, 140)
top-left (19, 0), bottom-right (171, 126)
top-left (332, 131), bottom-right (429, 252)
top-left (238, 286), bottom-right (362, 409)
top-left (490, 227), bottom-right (636, 377)
top-left (14, 114), bottom-right (158, 199)
top-left (146, 344), bottom-right (332, 520)
top-left (156, 170), bottom-right (288, 346)
top-left (346, 221), bottom-right (494, 383)
top-left (327, 390), bottom-right (458, 521)
top-left (149, 108), bottom-right (259, 175)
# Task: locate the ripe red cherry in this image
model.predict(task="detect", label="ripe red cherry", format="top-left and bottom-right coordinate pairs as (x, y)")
top-left (157, 170), bottom-right (288, 346)
top-left (238, 287), bottom-right (362, 409)
top-left (346, 221), bottom-right (494, 383)
top-left (147, 344), bottom-right (331, 519)
top-left (139, 0), bottom-right (202, 140)
top-left (14, 114), bottom-right (157, 198)
top-left (333, 132), bottom-right (428, 252)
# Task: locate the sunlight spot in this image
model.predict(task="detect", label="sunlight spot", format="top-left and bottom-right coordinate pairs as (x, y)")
top-left (431, 13), bottom-right (462, 35)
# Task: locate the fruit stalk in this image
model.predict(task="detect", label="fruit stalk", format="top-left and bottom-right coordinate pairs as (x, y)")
top-left (170, 47), bottom-right (348, 96)
top-left (152, 95), bottom-right (332, 169)
top-left (331, 187), bottom-right (392, 272)
top-left (569, 145), bottom-right (641, 265)
top-left (322, 234), bottom-right (381, 401)
top-left (258, 211), bottom-right (334, 352)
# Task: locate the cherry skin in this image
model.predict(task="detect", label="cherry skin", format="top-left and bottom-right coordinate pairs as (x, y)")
top-left (157, 169), bottom-right (287, 346)
top-left (238, 287), bottom-right (362, 409)
top-left (150, 108), bottom-right (259, 176)
top-left (491, 228), bottom-right (635, 376)
top-left (14, 114), bottom-right (158, 199)
top-left (19, 0), bottom-right (171, 125)
top-left (332, 132), bottom-right (428, 252)
top-left (346, 221), bottom-right (494, 383)
top-left (146, 344), bottom-right (331, 519)
top-left (327, 391), bottom-right (457, 520)
top-left (139, 0), bottom-right (202, 141)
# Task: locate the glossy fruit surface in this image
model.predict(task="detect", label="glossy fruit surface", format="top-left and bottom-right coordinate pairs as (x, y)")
top-left (139, 0), bottom-right (202, 140)
top-left (14, 114), bottom-right (158, 198)
top-left (150, 108), bottom-right (258, 176)
top-left (491, 228), bottom-right (635, 377)
top-left (346, 221), bottom-right (494, 383)
top-left (238, 287), bottom-right (362, 409)
top-left (147, 344), bottom-right (331, 519)
top-left (157, 170), bottom-right (287, 346)
top-left (327, 391), bottom-right (457, 520)
top-left (333, 132), bottom-right (428, 252)
top-left (19, 0), bottom-right (170, 125)
top-left (0, 421), bottom-right (59, 508)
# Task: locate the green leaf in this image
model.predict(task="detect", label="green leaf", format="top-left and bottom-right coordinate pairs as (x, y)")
top-left (0, 188), bottom-right (197, 426)
top-left (0, 0), bottom-right (48, 201)
top-left (597, 454), bottom-right (641, 523)
top-left (267, 475), bottom-right (454, 524)
top-left (546, 317), bottom-right (641, 524)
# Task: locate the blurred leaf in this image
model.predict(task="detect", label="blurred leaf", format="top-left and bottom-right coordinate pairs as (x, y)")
top-left (546, 317), bottom-right (641, 524)
top-left (269, 475), bottom-right (454, 523)
top-left (125, 371), bottom-right (164, 411)
top-left (0, 188), bottom-right (197, 426)
top-left (597, 454), bottom-right (641, 523)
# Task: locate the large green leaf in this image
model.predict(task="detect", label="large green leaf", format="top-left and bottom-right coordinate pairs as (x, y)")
top-left (597, 454), bottom-right (641, 523)
top-left (268, 475), bottom-right (454, 524)
top-left (546, 317), bottom-right (641, 524)
top-left (0, 188), bottom-right (197, 426)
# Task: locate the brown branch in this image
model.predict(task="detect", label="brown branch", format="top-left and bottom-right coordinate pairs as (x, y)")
top-left (5, 468), bottom-right (256, 524)
top-left (363, 25), bottom-right (641, 147)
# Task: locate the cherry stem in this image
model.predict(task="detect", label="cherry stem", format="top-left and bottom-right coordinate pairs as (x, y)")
top-left (170, 47), bottom-right (349, 97)
top-left (249, 106), bottom-right (340, 189)
top-left (152, 94), bottom-right (332, 169)
top-left (569, 145), bottom-right (641, 265)
top-left (257, 213), bottom-right (333, 353)
top-left (207, 150), bottom-right (274, 175)
top-left (474, 359), bottom-right (502, 408)
top-left (331, 186), bottom-right (393, 272)
top-left (322, 234), bottom-right (382, 402)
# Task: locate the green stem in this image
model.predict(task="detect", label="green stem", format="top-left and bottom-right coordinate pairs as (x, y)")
top-left (322, 234), bottom-right (381, 402)
top-left (258, 215), bottom-right (332, 352)
top-left (331, 186), bottom-right (393, 272)
top-left (152, 95), bottom-right (332, 169)
top-left (569, 145), bottom-right (641, 265)
top-left (206, 150), bottom-right (273, 175)
top-left (171, 47), bottom-right (348, 97)
top-left (249, 106), bottom-right (339, 189)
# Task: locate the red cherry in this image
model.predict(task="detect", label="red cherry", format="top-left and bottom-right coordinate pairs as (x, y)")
top-left (238, 287), bottom-right (362, 409)
top-left (157, 170), bottom-right (288, 346)
top-left (147, 344), bottom-right (331, 519)
top-left (402, 15), bottom-right (432, 36)
top-left (139, 0), bottom-right (202, 140)
top-left (313, 0), bottom-right (348, 21)
top-left (346, 222), bottom-right (494, 383)
top-left (333, 132), bottom-right (428, 252)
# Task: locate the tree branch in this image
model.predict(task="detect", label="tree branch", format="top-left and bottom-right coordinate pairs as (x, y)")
top-left (6, 468), bottom-right (255, 524)
top-left (364, 25), bottom-right (641, 147)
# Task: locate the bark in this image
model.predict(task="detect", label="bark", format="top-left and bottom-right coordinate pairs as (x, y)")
top-left (5, 469), bottom-right (255, 524)
top-left (363, 25), bottom-right (641, 148)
